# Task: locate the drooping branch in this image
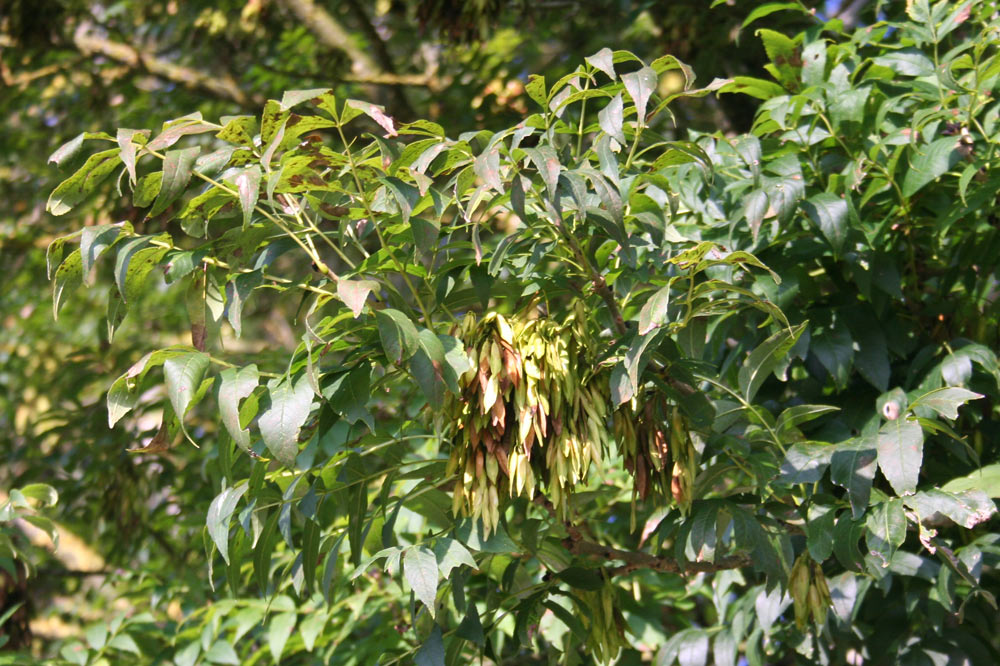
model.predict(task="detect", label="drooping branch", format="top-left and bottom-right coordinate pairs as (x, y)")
top-left (71, 23), bottom-right (265, 109)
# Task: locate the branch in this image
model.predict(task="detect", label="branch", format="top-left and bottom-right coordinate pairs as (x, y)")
top-left (570, 539), bottom-right (752, 577)
top-left (278, 0), bottom-right (381, 77)
top-left (71, 23), bottom-right (264, 109)
top-left (531, 494), bottom-right (747, 578)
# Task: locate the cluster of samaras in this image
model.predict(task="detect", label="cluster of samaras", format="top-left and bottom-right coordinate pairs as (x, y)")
top-left (614, 395), bottom-right (695, 510)
top-left (444, 306), bottom-right (611, 536)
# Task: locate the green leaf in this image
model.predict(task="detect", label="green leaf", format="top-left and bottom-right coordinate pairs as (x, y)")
top-left (216, 115), bottom-right (257, 145)
top-left (801, 193), bottom-right (848, 253)
top-left (833, 512), bottom-right (866, 571)
top-left (474, 145), bottom-right (503, 193)
top-left (47, 148), bottom-right (123, 216)
top-left (122, 245), bottom-right (171, 304)
top-left (380, 176), bottom-right (419, 223)
top-left (741, 2), bottom-right (803, 29)
top-left (638, 284), bottom-right (671, 336)
top-left (18, 483), bottom-right (57, 508)
top-left (622, 66), bottom-right (658, 122)
top-left (268, 612), bottom-right (297, 664)
top-left (207, 484), bottom-right (247, 564)
top-left (203, 640), bottom-right (240, 665)
top-left (337, 278), bottom-right (378, 318)
top-left (116, 128), bottom-right (149, 187)
top-left (254, 510), bottom-right (280, 592)
top-left (85, 623), bottom-right (107, 650)
top-left (661, 628), bottom-right (710, 666)
top-left (941, 464), bottom-right (1000, 498)
top-left (830, 437), bottom-right (878, 519)
top-left (52, 248), bottom-right (83, 320)
top-left (235, 166), bottom-right (261, 229)
top-left (720, 76), bottom-right (785, 100)
top-left (598, 93), bottom-right (626, 144)
top-left (48, 132), bottom-right (86, 166)
top-left (457, 604), bottom-right (486, 647)
top-left (904, 489), bottom-right (996, 529)
top-left (776, 443), bottom-right (833, 484)
top-left (414, 625), bottom-right (445, 666)
top-left (163, 352), bottom-right (210, 420)
top-left (909, 387), bottom-right (984, 420)
top-left (345, 99), bottom-right (397, 136)
top-left (525, 74), bottom-right (547, 107)
top-left (80, 223), bottom-right (125, 286)
top-left (523, 146), bottom-right (561, 199)
top-left (147, 115), bottom-right (214, 150)
top-left (226, 269), bottom-right (263, 337)
top-left (321, 364), bottom-right (374, 430)
top-left (585, 47), bottom-right (616, 80)
top-left (133, 172), bottom-right (162, 207)
top-left (610, 330), bottom-right (660, 406)
top-left (876, 418), bottom-right (923, 495)
top-left (404, 546), bottom-right (439, 617)
top-left (775, 404), bottom-right (838, 432)
top-left (376, 309), bottom-right (420, 364)
top-left (434, 538), bottom-right (477, 577)
top-left (107, 633), bottom-right (141, 655)
top-left (865, 499), bottom-right (906, 568)
top-left (902, 137), bottom-right (961, 197)
top-left (806, 504), bottom-right (836, 562)
top-left (811, 317), bottom-right (853, 391)
top-left (259, 374), bottom-right (315, 466)
top-left (149, 146), bottom-right (200, 218)
top-left (299, 611), bottom-right (327, 651)
top-left (218, 365), bottom-right (259, 452)
top-left (872, 50), bottom-right (934, 77)
top-left (737, 323), bottom-right (805, 403)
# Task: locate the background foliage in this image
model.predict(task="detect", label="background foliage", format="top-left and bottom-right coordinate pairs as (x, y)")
top-left (3, 1), bottom-right (1000, 664)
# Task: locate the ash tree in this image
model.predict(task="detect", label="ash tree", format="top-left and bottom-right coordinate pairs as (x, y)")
top-left (25, 0), bottom-right (1000, 663)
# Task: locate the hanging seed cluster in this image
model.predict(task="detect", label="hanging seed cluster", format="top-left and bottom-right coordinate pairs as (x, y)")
top-left (789, 553), bottom-right (832, 628)
top-left (614, 395), bottom-right (696, 514)
top-left (443, 305), bottom-right (611, 537)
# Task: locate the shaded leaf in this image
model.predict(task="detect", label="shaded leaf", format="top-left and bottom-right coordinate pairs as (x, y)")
top-left (831, 437), bottom-right (878, 519)
top-left (377, 309), bottom-right (420, 363)
top-left (149, 146), bottom-right (200, 218)
top-left (414, 625), bottom-right (445, 666)
top-left (434, 538), bottom-right (477, 577)
top-left (902, 137), bottom-right (960, 197)
top-left (802, 193), bottom-right (847, 253)
top-left (776, 442), bottom-right (833, 484)
top-left (738, 323), bottom-right (806, 403)
top-left (865, 499), bottom-right (906, 568)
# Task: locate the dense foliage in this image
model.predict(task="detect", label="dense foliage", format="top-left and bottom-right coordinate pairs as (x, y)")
top-left (4, 0), bottom-right (1000, 664)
